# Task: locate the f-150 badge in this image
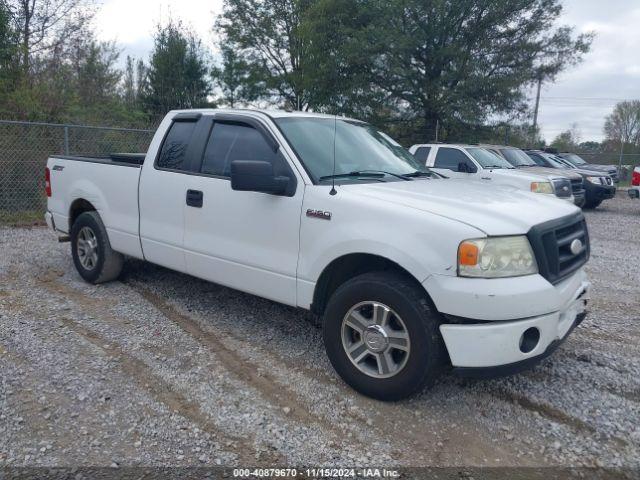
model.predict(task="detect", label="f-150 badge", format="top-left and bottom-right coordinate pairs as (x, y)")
top-left (306, 209), bottom-right (331, 220)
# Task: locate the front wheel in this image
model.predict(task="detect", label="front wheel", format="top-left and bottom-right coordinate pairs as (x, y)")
top-left (583, 198), bottom-right (602, 209)
top-left (323, 271), bottom-right (445, 401)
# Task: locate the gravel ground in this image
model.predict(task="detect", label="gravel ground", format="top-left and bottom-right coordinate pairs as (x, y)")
top-left (0, 193), bottom-right (638, 469)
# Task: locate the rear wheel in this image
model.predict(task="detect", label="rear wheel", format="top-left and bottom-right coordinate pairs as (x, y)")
top-left (323, 271), bottom-right (445, 401)
top-left (71, 211), bottom-right (124, 284)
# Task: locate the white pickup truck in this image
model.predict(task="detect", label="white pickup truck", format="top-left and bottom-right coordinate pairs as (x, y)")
top-left (409, 143), bottom-right (577, 203)
top-left (45, 109), bottom-right (591, 400)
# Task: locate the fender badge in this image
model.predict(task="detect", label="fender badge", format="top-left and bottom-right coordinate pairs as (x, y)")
top-left (306, 209), bottom-right (331, 220)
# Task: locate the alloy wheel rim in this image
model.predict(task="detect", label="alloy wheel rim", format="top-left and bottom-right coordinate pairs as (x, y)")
top-left (77, 226), bottom-right (98, 270)
top-left (341, 301), bottom-right (411, 379)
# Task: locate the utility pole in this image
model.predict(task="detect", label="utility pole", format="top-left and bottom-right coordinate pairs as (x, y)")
top-left (532, 76), bottom-right (542, 145)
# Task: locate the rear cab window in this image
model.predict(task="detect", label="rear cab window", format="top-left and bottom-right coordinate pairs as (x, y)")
top-left (156, 121), bottom-right (198, 171)
top-left (413, 146), bottom-right (431, 163)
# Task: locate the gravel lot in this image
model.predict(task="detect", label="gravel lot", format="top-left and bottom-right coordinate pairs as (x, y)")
top-left (1, 193), bottom-right (638, 469)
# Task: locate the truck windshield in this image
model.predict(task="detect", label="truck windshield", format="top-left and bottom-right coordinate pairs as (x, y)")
top-left (274, 117), bottom-right (431, 183)
top-left (547, 155), bottom-right (572, 169)
top-left (500, 148), bottom-right (536, 167)
top-left (560, 153), bottom-right (587, 165)
top-left (466, 148), bottom-right (514, 169)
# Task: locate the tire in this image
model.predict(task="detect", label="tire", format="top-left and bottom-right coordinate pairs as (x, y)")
top-left (323, 271), bottom-right (445, 401)
top-left (70, 211), bottom-right (124, 284)
top-left (583, 199), bottom-right (602, 209)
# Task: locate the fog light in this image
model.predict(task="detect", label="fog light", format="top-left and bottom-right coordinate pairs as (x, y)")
top-left (519, 327), bottom-right (540, 353)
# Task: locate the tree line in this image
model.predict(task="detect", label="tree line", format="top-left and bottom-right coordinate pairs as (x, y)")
top-left (1, 0), bottom-right (636, 150)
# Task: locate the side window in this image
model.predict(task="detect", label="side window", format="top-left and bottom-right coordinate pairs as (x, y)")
top-left (413, 146), bottom-right (431, 163)
top-left (528, 153), bottom-right (545, 166)
top-left (157, 121), bottom-right (197, 171)
top-left (434, 148), bottom-right (473, 172)
top-left (201, 122), bottom-right (284, 177)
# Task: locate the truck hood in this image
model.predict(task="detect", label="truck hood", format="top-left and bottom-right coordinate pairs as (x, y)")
top-left (344, 179), bottom-right (579, 236)
top-left (574, 164), bottom-right (616, 174)
top-left (511, 166), bottom-right (582, 180)
top-left (486, 168), bottom-right (549, 182)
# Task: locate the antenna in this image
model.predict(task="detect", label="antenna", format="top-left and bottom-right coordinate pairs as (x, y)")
top-left (329, 114), bottom-right (338, 196)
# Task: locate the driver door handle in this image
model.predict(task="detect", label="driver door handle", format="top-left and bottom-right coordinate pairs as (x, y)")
top-left (186, 189), bottom-right (203, 208)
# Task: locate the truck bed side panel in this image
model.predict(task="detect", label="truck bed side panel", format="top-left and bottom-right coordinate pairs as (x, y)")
top-left (47, 157), bottom-right (144, 259)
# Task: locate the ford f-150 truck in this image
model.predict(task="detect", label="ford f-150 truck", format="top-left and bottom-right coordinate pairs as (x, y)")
top-left (45, 109), bottom-right (591, 401)
top-left (409, 143), bottom-right (577, 204)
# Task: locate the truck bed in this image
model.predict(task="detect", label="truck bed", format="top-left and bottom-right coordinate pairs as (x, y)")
top-left (47, 154), bottom-right (144, 259)
top-left (53, 153), bottom-right (146, 167)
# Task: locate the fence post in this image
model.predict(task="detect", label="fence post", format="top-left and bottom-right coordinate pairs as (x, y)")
top-left (63, 126), bottom-right (70, 155)
top-left (618, 139), bottom-right (624, 177)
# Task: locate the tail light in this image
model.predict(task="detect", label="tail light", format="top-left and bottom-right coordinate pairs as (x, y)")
top-left (632, 167), bottom-right (640, 187)
top-left (45, 167), bottom-right (52, 197)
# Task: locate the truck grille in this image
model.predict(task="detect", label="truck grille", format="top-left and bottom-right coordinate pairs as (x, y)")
top-left (570, 178), bottom-right (584, 193)
top-left (552, 178), bottom-right (572, 198)
top-left (527, 213), bottom-right (590, 284)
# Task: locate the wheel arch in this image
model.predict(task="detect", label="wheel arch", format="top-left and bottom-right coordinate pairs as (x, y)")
top-left (69, 198), bottom-right (97, 230)
top-left (311, 253), bottom-right (431, 316)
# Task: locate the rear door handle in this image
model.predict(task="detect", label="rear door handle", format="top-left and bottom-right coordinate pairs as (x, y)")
top-left (186, 189), bottom-right (203, 208)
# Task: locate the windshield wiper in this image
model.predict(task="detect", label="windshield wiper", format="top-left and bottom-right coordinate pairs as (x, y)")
top-left (358, 170), bottom-right (412, 181)
top-left (320, 170), bottom-right (411, 182)
top-left (483, 165), bottom-right (505, 169)
top-left (319, 171), bottom-right (387, 181)
top-left (403, 171), bottom-right (433, 178)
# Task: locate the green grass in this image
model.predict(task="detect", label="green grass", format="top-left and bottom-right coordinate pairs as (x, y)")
top-left (0, 210), bottom-right (46, 227)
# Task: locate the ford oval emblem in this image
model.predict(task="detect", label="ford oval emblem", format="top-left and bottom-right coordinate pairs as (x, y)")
top-left (570, 239), bottom-right (583, 255)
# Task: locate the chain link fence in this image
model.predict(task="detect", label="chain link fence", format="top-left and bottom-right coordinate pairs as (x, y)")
top-left (1, 119), bottom-right (639, 225)
top-left (0, 120), bottom-right (154, 225)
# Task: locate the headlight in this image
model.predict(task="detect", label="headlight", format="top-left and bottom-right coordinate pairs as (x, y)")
top-left (458, 236), bottom-right (538, 278)
top-left (586, 176), bottom-right (603, 184)
top-left (530, 181), bottom-right (553, 194)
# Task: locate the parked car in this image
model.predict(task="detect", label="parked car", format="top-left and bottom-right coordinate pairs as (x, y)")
top-left (629, 166), bottom-right (640, 200)
top-left (481, 144), bottom-right (585, 207)
top-left (526, 150), bottom-right (616, 210)
top-left (409, 143), bottom-right (576, 204)
top-left (45, 109), bottom-right (591, 401)
top-left (556, 152), bottom-right (619, 184)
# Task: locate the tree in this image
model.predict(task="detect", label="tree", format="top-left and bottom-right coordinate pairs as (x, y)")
top-left (550, 124), bottom-right (581, 151)
top-left (0, 1), bottom-right (19, 114)
top-left (306, 0), bottom-right (592, 133)
top-left (211, 43), bottom-right (255, 107)
top-left (123, 55), bottom-right (136, 105)
top-left (8, 0), bottom-right (95, 73)
top-left (604, 100), bottom-right (640, 147)
top-left (143, 20), bottom-right (212, 114)
top-left (215, 0), bottom-right (313, 110)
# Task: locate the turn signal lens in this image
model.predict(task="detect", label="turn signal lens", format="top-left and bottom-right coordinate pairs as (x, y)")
top-left (458, 242), bottom-right (479, 266)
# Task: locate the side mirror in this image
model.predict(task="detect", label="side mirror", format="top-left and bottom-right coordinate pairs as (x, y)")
top-left (457, 162), bottom-right (469, 173)
top-left (230, 160), bottom-right (289, 195)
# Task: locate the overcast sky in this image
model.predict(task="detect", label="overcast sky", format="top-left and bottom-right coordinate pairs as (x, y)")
top-left (94, 0), bottom-right (640, 142)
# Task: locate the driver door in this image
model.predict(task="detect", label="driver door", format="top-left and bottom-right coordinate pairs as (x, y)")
top-left (182, 114), bottom-right (303, 306)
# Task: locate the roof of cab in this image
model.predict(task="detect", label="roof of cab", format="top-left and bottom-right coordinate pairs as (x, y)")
top-left (168, 108), bottom-right (360, 122)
